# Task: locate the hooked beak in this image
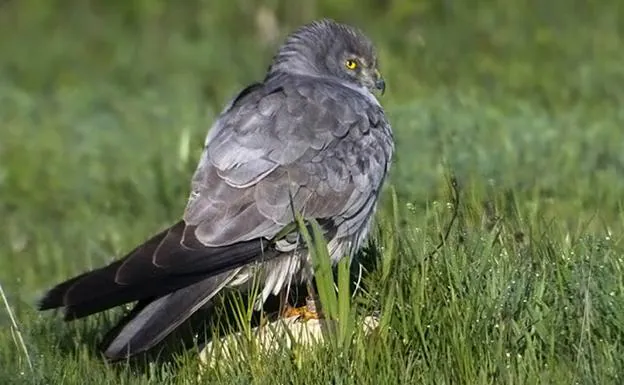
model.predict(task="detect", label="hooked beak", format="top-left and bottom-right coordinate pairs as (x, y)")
top-left (374, 70), bottom-right (386, 95)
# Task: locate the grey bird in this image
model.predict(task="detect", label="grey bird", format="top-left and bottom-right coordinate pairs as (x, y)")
top-left (38, 19), bottom-right (394, 360)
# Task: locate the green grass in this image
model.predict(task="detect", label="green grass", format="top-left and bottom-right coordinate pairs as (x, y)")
top-left (1, 1), bottom-right (624, 383)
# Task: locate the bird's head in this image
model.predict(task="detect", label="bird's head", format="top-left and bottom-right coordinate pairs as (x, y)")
top-left (267, 19), bottom-right (386, 95)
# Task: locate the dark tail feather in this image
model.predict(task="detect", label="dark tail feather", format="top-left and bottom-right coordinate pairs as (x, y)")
top-left (37, 221), bottom-right (275, 321)
top-left (97, 298), bottom-right (153, 355)
top-left (102, 271), bottom-right (238, 360)
top-left (38, 225), bottom-right (171, 313)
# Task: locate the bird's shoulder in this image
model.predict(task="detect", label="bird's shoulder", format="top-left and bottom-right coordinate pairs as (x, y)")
top-left (210, 74), bottom-right (387, 143)
top-left (264, 73), bottom-right (384, 116)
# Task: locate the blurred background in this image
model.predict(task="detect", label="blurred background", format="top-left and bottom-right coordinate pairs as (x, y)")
top-left (1, 1), bottom-right (624, 382)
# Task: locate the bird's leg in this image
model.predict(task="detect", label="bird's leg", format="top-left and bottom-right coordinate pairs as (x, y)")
top-left (302, 281), bottom-right (322, 320)
top-left (280, 289), bottom-right (301, 319)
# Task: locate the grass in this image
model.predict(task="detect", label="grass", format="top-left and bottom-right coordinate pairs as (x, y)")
top-left (1, 1), bottom-right (624, 383)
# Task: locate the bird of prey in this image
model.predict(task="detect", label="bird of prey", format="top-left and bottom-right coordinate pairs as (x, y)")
top-left (38, 19), bottom-right (394, 360)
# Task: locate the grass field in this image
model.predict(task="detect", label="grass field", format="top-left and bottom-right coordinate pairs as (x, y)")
top-left (1, 1), bottom-right (623, 384)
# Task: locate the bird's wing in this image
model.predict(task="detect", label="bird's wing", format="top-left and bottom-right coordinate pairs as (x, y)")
top-left (182, 75), bottom-right (394, 252)
top-left (38, 220), bottom-right (274, 320)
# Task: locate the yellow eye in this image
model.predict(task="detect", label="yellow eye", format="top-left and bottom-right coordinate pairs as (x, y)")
top-left (345, 59), bottom-right (358, 70)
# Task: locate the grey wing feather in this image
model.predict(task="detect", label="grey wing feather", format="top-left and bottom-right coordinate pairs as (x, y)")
top-left (185, 75), bottom-right (393, 249)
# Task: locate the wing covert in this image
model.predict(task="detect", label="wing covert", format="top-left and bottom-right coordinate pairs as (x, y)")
top-left (184, 76), bottom-right (393, 248)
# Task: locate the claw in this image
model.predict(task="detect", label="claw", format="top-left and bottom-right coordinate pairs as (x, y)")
top-left (281, 303), bottom-right (303, 319)
top-left (280, 296), bottom-right (322, 322)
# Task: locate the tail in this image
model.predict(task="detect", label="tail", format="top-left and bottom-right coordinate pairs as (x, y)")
top-left (37, 220), bottom-right (277, 359)
top-left (101, 270), bottom-right (240, 360)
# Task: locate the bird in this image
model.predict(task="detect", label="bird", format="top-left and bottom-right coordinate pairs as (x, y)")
top-left (38, 18), bottom-right (394, 361)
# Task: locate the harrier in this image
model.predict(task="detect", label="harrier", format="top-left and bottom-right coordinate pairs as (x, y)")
top-left (39, 19), bottom-right (394, 360)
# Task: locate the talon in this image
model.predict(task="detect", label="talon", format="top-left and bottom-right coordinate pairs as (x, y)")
top-left (280, 300), bottom-right (322, 322)
top-left (284, 296), bottom-right (323, 321)
top-left (282, 305), bottom-right (320, 321)
top-left (282, 303), bottom-right (304, 319)
top-left (298, 307), bottom-right (320, 322)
